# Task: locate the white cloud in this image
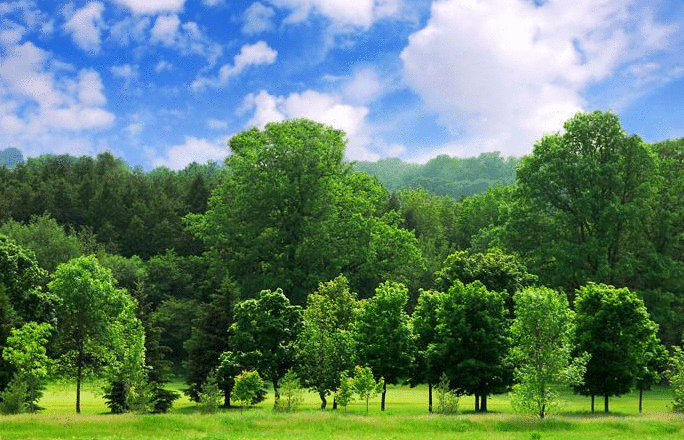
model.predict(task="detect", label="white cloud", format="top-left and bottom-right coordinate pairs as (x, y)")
top-left (192, 41), bottom-right (277, 90)
top-left (202, 0), bottom-right (223, 6)
top-left (400, 0), bottom-right (682, 157)
top-left (243, 2), bottom-right (276, 35)
top-left (111, 64), bottom-right (138, 80)
top-left (207, 118), bottom-right (229, 130)
top-left (109, 16), bottom-right (151, 46)
top-left (64, 1), bottom-right (106, 54)
top-left (155, 60), bottom-right (173, 72)
top-left (341, 67), bottom-right (386, 105)
top-left (150, 14), bottom-right (181, 46)
top-left (150, 136), bottom-right (229, 170)
top-left (0, 40), bottom-right (114, 157)
top-left (109, 0), bottom-right (186, 15)
top-left (265, 0), bottom-right (402, 29)
top-left (241, 89), bottom-right (379, 160)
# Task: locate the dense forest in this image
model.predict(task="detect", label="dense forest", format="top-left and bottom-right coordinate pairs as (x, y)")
top-left (2, 112), bottom-right (684, 417)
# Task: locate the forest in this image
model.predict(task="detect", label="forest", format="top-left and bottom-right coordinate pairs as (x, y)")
top-left (2, 111), bottom-right (684, 418)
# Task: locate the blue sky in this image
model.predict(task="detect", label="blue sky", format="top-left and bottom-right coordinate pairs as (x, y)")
top-left (1, 0), bottom-right (682, 170)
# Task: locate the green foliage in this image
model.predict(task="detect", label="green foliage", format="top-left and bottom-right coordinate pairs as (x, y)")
top-left (275, 370), bottom-right (304, 413)
top-left (2, 321), bottom-right (53, 413)
top-left (573, 283), bottom-right (661, 412)
top-left (233, 370), bottom-right (267, 409)
top-left (354, 281), bottom-right (414, 411)
top-left (198, 369), bottom-right (222, 414)
top-left (435, 280), bottom-right (511, 412)
top-left (509, 287), bottom-right (586, 418)
top-left (0, 376), bottom-right (28, 414)
top-left (351, 365), bottom-right (384, 414)
top-left (49, 255), bottom-right (145, 414)
top-left (295, 275), bottom-right (357, 409)
top-left (230, 288), bottom-right (302, 403)
top-left (669, 346), bottom-right (684, 412)
top-left (334, 370), bottom-right (355, 412)
top-left (435, 372), bottom-right (459, 415)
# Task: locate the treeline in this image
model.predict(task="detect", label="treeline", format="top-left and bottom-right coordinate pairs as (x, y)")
top-left (354, 152), bottom-right (520, 199)
top-left (2, 113), bottom-right (684, 417)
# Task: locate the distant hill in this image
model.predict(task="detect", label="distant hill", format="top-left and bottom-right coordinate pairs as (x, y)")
top-left (354, 152), bottom-right (521, 199)
top-left (0, 148), bottom-right (23, 169)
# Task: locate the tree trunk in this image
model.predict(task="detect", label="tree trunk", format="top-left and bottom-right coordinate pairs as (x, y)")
top-left (332, 397), bottom-right (338, 410)
top-left (76, 347), bottom-right (83, 414)
top-left (223, 392), bottom-right (231, 408)
top-left (428, 382), bottom-right (433, 413)
top-left (540, 403), bottom-right (545, 419)
top-left (381, 381), bottom-right (387, 411)
top-left (319, 392), bottom-right (327, 410)
top-left (273, 377), bottom-right (280, 407)
top-left (639, 387), bottom-right (643, 413)
top-left (591, 395), bottom-right (594, 413)
top-left (475, 394), bottom-right (480, 412)
top-left (604, 393), bottom-right (609, 413)
top-left (481, 394), bottom-right (488, 412)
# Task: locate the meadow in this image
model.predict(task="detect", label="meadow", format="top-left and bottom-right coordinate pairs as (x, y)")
top-left (2, 382), bottom-right (684, 440)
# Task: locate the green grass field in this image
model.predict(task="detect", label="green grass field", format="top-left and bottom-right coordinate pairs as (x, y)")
top-left (1, 382), bottom-right (683, 440)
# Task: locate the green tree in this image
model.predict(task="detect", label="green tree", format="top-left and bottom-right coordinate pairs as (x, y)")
top-left (573, 283), bottom-right (661, 413)
top-left (351, 365), bottom-right (383, 414)
top-left (509, 287), bottom-right (586, 418)
top-left (334, 370), bottom-right (355, 412)
top-left (232, 369), bottom-right (267, 410)
top-left (354, 281), bottom-right (414, 411)
top-left (2, 321), bottom-right (53, 413)
top-left (410, 289), bottom-right (445, 412)
top-left (275, 369), bottom-right (303, 412)
top-left (512, 111), bottom-right (655, 292)
top-left (49, 255), bottom-right (144, 413)
top-left (230, 289), bottom-right (302, 403)
top-left (669, 346), bottom-right (684, 412)
top-left (436, 280), bottom-right (511, 412)
top-left (295, 275), bottom-right (357, 409)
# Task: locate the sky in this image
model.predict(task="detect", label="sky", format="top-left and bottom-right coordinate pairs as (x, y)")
top-left (1, 0), bottom-right (683, 170)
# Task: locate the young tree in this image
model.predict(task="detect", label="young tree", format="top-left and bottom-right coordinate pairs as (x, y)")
top-left (232, 370), bottom-right (267, 411)
top-left (334, 370), bottom-right (355, 413)
top-left (2, 322), bottom-right (53, 413)
top-left (49, 255), bottom-right (145, 413)
top-left (275, 370), bottom-right (303, 413)
top-left (352, 365), bottom-right (383, 414)
top-left (509, 287), bottom-right (586, 418)
top-left (411, 289), bottom-right (445, 412)
top-left (573, 283), bottom-right (661, 413)
top-left (354, 281), bottom-right (414, 411)
top-left (295, 275), bottom-right (357, 409)
top-left (669, 346), bottom-right (684, 412)
top-left (436, 280), bottom-right (511, 412)
top-left (230, 289), bottom-right (302, 403)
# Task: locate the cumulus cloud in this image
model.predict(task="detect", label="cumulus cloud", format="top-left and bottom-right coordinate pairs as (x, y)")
top-left (150, 14), bottom-right (181, 46)
top-left (400, 0), bottom-right (682, 157)
top-left (148, 15), bottom-right (222, 65)
top-left (242, 2), bottom-right (276, 35)
top-left (341, 67), bottom-right (387, 105)
top-left (207, 118), bottom-right (229, 130)
top-left (192, 41), bottom-right (277, 90)
top-left (149, 136), bottom-right (229, 170)
top-left (241, 89), bottom-right (379, 160)
top-left (0, 39), bottom-right (114, 156)
top-left (109, 0), bottom-right (186, 15)
top-left (63, 1), bottom-right (106, 54)
top-left (155, 60), bottom-right (173, 72)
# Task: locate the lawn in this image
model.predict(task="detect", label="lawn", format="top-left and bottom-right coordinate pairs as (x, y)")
top-left (1, 382), bottom-right (683, 440)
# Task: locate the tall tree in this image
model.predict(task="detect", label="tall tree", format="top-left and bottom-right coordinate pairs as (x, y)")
top-left (436, 280), bottom-right (511, 412)
top-left (410, 289), bottom-right (445, 412)
top-left (512, 111), bottom-right (656, 292)
top-left (573, 282), bottom-right (661, 413)
top-left (354, 281), bottom-right (414, 411)
top-left (295, 275), bottom-right (357, 409)
top-left (49, 255), bottom-right (144, 413)
top-left (230, 288), bottom-right (303, 403)
top-left (509, 287), bottom-right (586, 418)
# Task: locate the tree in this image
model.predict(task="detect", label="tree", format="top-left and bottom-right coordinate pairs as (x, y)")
top-left (295, 275), bottom-right (357, 409)
top-left (353, 281), bottom-right (414, 411)
top-left (334, 370), bottom-right (355, 412)
top-left (275, 370), bottom-right (303, 412)
top-left (573, 282), bottom-right (661, 413)
top-left (668, 346), bottom-right (684, 412)
top-left (230, 289), bottom-right (302, 403)
top-left (436, 280), bottom-right (511, 412)
top-left (509, 287), bottom-right (586, 418)
top-left (411, 289), bottom-right (445, 412)
top-left (1, 322), bottom-right (53, 413)
top-left (512, 111), bottom-right (655, 292)
top-left (352, 365), bottom-right (383, 414)
top-left (232, 370), bottom-right (267, 410)
top-left (49, 255), bottom-right (145, 413)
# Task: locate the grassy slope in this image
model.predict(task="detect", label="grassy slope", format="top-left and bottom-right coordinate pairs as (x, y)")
top-left (1, 383), bottom-right (683, 440)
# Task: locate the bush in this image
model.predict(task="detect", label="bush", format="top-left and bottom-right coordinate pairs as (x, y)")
top-left (275, 370), bottom-right (303, 412)
top-left (669, 346), bottom-right (684, 412)
top-left (199, 370), bottom-right (222, 414)
top-left (233, 370), bottom-right (266, 411)
top-left (0, 377), bottom-right (28, 415)
top-left (435, 373), bottom-right (459, 415)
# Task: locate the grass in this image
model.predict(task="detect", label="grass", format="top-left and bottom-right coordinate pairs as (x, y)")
top-left (1, 382), bottom-right (683, 439)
